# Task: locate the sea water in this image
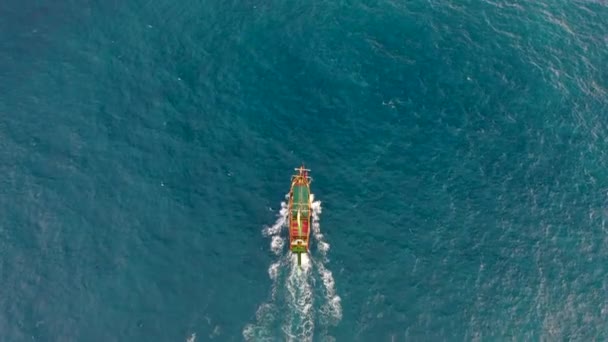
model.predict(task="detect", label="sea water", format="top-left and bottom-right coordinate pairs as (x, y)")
top-left (1, 0), bottom-right (607, 340)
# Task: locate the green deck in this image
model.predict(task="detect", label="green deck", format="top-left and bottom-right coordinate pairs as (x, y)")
top-left (291, 245), bottom-right (307, 253)
top-left (291, 184), bottom-right (310, 217)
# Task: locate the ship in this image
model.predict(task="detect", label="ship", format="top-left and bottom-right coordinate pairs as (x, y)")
top-left (288, 164), bottom-right (313, 266)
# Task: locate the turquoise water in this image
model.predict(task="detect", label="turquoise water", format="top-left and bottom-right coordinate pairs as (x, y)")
top-left (1, 0), bottom-right (608, 340)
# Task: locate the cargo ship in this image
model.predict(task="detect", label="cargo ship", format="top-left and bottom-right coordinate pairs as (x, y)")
top-left (288, 165), bottom-right (313, 266)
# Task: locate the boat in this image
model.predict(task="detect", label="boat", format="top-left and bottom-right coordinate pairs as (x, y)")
top-left (288, 164), bottom-right (313, 266)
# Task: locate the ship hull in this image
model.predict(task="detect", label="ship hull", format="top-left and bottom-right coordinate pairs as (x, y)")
top-left (288, 166), bottom-right (312, 265)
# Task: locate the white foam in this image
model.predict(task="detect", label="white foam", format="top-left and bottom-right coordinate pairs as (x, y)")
top-left (311, 200), bottom-right (330, 258)
top-left (262, 201), bottom-right (288, 237)
top-left (186, 333), bottom-right (196, 342)
top-left (284, 256), bottom-right (314, 342)
top-left (311, 199), bottom-right (322, 215)
top-left (244, 193), bottom-right (342, 341)
top-left (271, 235), bottom-right (284, 255)
top-left (318, 241), bottom-right (330, 253)
top-left (270, 254), bottom-right (290, 300)
top-left (244, 199), bottom-right (289, 341)
top-left (269, 261), bottom-right (281, 281)
top-left (310, 199), bottom-right (342, 324)
top-left (316, 262), bottom-right (343, 324)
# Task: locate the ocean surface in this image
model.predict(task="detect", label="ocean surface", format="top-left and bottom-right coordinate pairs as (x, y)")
top-left (1, 0), bottom-right (608, 341)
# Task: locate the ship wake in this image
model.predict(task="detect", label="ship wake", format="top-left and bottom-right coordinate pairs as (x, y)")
top-left (243, 195), bottom-right (342, 342)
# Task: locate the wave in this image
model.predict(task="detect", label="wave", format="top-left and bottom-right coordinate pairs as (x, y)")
top-left (243, 195), bottom-right (342, 341)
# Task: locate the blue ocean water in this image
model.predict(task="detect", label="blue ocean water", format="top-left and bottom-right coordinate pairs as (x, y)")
top-left (1, 0), bottom-right (608, 340)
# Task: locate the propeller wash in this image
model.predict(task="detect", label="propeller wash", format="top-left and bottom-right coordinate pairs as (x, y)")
top-left (243, 166), bottom-right (342, 341)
